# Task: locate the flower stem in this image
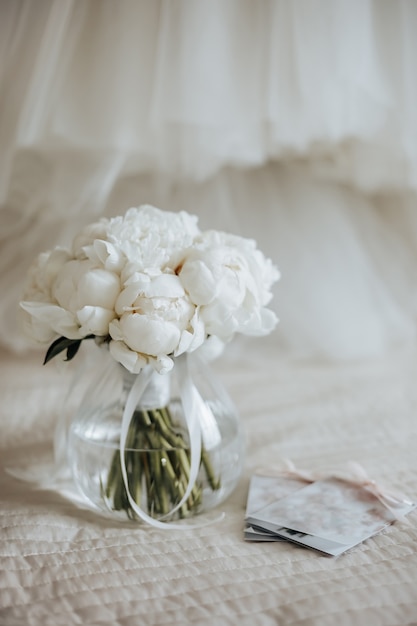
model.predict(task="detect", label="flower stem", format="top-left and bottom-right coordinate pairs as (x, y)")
top-left (104, 403), bottom-right (220, 520)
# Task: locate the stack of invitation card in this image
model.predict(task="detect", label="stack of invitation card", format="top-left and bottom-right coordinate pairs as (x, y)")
top-left (245, 469), bottom-right (415, 556)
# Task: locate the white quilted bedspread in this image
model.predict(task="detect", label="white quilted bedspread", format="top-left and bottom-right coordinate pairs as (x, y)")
top-left (1, 342), bottom-right (417, 626)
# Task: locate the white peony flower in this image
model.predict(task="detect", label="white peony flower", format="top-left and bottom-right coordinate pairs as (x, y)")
top-left (22, 248), bottom-right (71, 302)
top-left (51, 259), bottom-right (119, 336)
top-left (109, 270), bottom-right (205, 372)
top-left (180, 230), bottom-right (279, 340)
top-left (20, 248), bottom-right (78, 342)
top-left (80, 205), bottom-right (200, 273)
top-left (19, 204), bottom-right (279, 369)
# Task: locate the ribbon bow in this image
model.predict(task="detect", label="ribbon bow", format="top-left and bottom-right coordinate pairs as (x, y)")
top-left (337, 461), bottom-right (414, 522)
top-left (257, 459), bottom-right (414, 523)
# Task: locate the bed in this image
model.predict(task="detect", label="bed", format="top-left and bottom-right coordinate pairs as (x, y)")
top-left (1, 340), bottom-right (417, 626)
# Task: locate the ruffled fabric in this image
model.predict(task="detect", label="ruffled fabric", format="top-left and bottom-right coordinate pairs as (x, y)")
top-left (3, 0), bottom-right (417, 187)
top-left (2, 0), bottom-right (417, 358)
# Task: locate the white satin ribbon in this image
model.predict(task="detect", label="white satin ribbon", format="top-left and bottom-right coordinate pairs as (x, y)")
top-left (119, 354), bottom-right (208, 529)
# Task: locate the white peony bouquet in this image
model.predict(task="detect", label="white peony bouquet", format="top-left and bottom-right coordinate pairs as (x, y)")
top-left (20, 205), bottom-right (279, 521)
top-left (20, 205), bottom-right (279, 371)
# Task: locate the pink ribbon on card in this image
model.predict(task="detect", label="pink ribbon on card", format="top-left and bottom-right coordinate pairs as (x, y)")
top-left (256, 459), bottom-right (414, 522)
top-left (337, 461), bottom-right (414, 523)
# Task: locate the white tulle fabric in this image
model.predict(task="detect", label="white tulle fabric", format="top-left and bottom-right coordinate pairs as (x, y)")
top-left (2, 0), bottom-right (417, 359)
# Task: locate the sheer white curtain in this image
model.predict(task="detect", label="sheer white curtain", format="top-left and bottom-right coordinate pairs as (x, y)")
top-left (2, 0), bottom-right (417, 357)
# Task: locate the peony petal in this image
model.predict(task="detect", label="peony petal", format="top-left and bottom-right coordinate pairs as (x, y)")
top-left (175, 309), bottom-right (206, 355)
top-left (78, 268), bottom-right (120, 309)
top-left (20, 313), bottom-right (57, 344)
top-left (180, 259), bottom-right (217, 305)
top-left (174, 329), bottom-right (193, 356)
top-left (108, 340), bottom-right (148, 374)
top-left (150, 354), bottom-right (174, 375)
top-left (195, 335), bottom-right (226, 361)
top-left (108, 319), bottom-right (124, 341)
top-left (20, 301), bottom-right (82, 339)
top-left (118, 314), bottom-right (180, 356)
top-left (77, 306), bottom-right (115, 336)
top-left (92, 240), bottom-right (125, 272)
top-left (115, 283), bottom-right (144, 315)
top-left (142, 274), bottom-right (185, 298)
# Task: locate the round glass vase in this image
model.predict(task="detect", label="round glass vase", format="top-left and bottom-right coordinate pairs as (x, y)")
top-left (67, 353), bottom-right (245, 523)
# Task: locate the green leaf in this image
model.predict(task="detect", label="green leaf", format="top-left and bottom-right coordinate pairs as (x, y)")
top-left (43, 335), bottom-right (96, 365)
top-left (43, 337), bottom-right (78, 365)
top-left (64, 339), bottom-right (83, 362)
